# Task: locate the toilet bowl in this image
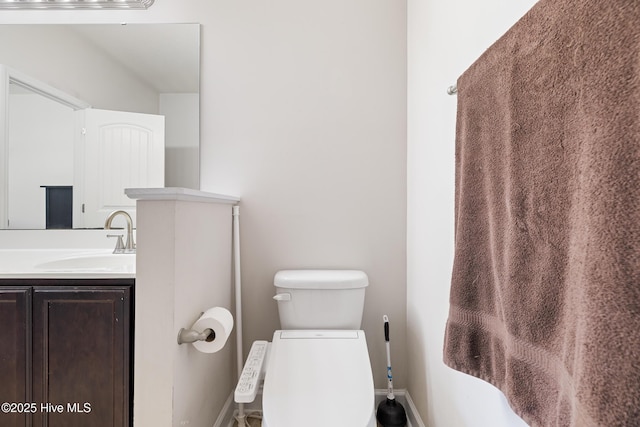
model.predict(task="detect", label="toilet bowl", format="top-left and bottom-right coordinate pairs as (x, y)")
top-left (262, 330), bottom-right (376, 427)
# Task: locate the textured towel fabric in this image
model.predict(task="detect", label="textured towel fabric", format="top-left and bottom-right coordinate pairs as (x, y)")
top-left (443, 1), bottom-right (640, 426)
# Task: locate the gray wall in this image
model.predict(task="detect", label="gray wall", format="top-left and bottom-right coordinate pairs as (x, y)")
top-left (200, 1), bottom-right (408, 390)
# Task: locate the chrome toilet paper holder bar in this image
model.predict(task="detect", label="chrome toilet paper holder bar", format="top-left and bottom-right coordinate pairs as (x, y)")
top-left (177, 327), bottom-right (215, 345)
top-left (178, 311), bottom-right (216, 345)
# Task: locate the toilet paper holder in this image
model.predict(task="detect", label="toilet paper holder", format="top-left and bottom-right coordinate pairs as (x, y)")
top-left (177, 327), bottom-right (215, 345)
top-left (177, 312), bottom-right (216, 345)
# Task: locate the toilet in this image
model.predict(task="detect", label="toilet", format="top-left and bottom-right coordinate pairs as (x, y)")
top-left (262, 270), bottom-right (376, 427)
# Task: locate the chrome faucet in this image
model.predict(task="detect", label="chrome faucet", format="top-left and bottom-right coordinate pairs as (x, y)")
top-left (104, 210), bottom-right (135, 254)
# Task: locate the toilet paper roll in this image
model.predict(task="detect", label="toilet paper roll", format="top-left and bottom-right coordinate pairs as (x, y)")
top-left (191, 307), bottom-right (234, 353)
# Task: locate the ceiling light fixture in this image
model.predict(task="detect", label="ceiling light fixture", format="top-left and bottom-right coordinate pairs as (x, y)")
top-left (0, 0), bottom-right (154, 9)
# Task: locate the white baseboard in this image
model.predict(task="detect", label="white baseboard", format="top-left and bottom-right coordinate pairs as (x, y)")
top-left (212, 392), bottom-right (235, 427)
top-left (212, 387), bottom-right (425, 427)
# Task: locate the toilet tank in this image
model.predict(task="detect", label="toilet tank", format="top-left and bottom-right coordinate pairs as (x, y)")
top-left (273, 270), bottom-right (368, 330)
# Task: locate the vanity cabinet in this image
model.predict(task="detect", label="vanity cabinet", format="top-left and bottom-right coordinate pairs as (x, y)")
top-left (0, 287), bottom-right (30, 427)
top-left (0, 279), bottom-right (134, 427)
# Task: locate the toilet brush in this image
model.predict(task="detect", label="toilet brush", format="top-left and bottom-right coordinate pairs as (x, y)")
top-left (376, 315), bottom-right (407, 427)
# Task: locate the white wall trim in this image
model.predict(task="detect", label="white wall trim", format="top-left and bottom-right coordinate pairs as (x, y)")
top-left (125, 187), bottom-right (240, 204)
top-left (212, 388), bottom-right (426, 427)
top-left (375, 389), bottom-right (426, 427)
top-left (211, 392), bottom-right (234, 427)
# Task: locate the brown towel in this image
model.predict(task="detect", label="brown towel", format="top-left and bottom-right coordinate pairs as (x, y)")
top-left (443, 1), bottom-right (640, 426)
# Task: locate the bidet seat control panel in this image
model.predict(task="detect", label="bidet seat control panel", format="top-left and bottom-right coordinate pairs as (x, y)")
top-left (235, 340), bottom-right (269, 403)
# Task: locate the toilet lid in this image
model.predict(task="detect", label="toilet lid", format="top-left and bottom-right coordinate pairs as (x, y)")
top-left (263, 330), bottom-right (375, 427)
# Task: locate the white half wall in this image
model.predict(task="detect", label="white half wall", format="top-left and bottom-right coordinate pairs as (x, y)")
top-left (407, 1), bottom-right (536, 426)
top-left (134, 194), bottom-right (236, 427)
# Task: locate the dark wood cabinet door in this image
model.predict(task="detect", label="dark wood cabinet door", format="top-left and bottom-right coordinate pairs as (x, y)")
top-left (0, 287), bottom-right (31, 427)
top-left (32, 287), bottom-right (130, 427)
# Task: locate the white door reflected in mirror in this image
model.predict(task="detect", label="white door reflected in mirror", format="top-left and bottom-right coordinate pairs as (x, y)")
top-left (74, 109), bottom-right (165, 229)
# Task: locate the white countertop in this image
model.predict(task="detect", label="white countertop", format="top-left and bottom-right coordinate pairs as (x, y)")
top-left (0, 248), bottom-right (135, 279)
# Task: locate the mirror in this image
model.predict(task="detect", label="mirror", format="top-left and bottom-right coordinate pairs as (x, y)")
top-left (0, 23), bottom-right (200, 229)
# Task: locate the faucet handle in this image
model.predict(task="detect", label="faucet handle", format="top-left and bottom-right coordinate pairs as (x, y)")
top-left (107, 234), bottom-right (125, 254)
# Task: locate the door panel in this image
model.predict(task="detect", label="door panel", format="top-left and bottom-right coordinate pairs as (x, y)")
top-left (0, 287), bottom-right (31, 427)
top-left (32, 288), bottom-right (130, 427)
top-left (74, 108), bottom-right (164, 228)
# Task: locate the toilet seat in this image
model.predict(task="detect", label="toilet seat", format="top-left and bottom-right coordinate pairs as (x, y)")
top-left (262, 330), bottom-right (376, 427)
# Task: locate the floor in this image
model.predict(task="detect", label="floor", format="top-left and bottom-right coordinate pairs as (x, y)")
top-left (231, 412), bottom-right (262, 426)
top-left (230, 412), bottom-right (412, 427)
top-left (226, 392), bottom-right (418, 427)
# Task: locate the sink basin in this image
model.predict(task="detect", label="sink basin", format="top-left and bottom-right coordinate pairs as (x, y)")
top-left (35, 253), bottom-right (135, 273)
